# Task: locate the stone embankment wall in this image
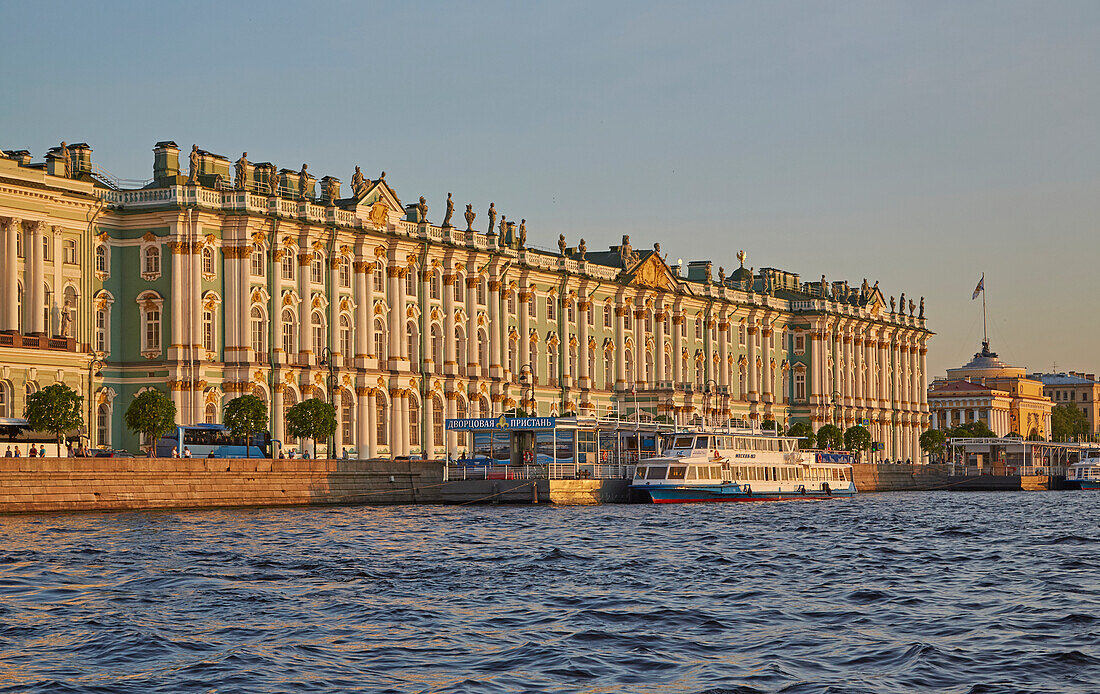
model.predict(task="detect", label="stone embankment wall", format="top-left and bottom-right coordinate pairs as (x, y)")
top-left (852, 463), bottom-right (1042, 492)
top-left (0, 457), bottom-right (445, 514)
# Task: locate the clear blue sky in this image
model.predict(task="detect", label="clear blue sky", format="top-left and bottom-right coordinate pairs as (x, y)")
top-left (3, 1), bottom-right (1098, 378)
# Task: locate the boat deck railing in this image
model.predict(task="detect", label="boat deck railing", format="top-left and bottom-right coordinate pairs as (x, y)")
top-left (948, 464), bottom-right (1068, 477)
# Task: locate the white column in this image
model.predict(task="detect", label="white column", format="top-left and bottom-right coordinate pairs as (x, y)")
top-left (1, 218), bottom-right (17, 331)
top-left (489, 276), bottom-right (502, 378)
top-left (761, 325), bottom-right (773, 403)
top-left (446, 392), bottom-right (458, 458)
top-left (747, 324), bottom-right (759, 402)
top-left (672, 313), bottom-right (683, 384)
top-left (397, 267), bottom-right (408, 361)
top-left (29, 221), bottom-right (45, 334)
top-left (443, 271), bottom-right (456, 373)
top-left (297, 249), bottom-right (311, 362)
top-left (273, 385), bottom-right (286, 450)
top-left (354, 260), bottom-right (369, 360)
top-left (655, 308), bottom-right (667, 384)
top-left (518, 286), bottom-right (531, 374)
top-left (367, 390), bottom-right (378, 459)
top-left (717, 319), bottom-right (729, 389)
top-left (388, 266), bottom-right (402, 368)
top-left (466, 277), bottom-right (478, 375)
top-left (423, 393), bottom-right (434, 457)
top-left (615, 305), bottom-right (627, 388)
top-left (634, 307), bottom-right (645, 384)
top-left (578, 296), bottom-right (591, 388)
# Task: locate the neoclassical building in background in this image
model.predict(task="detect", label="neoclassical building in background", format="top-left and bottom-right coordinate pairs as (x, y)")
top-left (0, 141), bottom-right (932, 460)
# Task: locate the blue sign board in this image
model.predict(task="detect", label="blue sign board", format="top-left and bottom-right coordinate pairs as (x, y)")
top-left (445, 416), bottom-right (556, 431)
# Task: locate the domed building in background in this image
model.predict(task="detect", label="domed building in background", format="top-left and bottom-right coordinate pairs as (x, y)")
top-left (928, 340), bottom-right (1053, 439)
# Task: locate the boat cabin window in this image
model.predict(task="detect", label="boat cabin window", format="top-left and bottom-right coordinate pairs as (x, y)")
top-left (668, 466), bottom-right (687, 480)
top-left (672, 436), bottom-right (695, 449)
top-left (634, 467), bottom-right (646, 479)
top-left (686, 467), bottom-right (697, 480)
top-left (645, 466), bottom-right (668, 480)
top-left (694, 436), bottom-right (711, 449)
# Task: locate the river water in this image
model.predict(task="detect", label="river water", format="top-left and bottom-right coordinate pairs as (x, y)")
top-left (0, 491), bottom-right (1098, 693)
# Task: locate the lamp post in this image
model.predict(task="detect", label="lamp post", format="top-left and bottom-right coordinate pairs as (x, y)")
top-left (518, 364), bottom-right (534, 416)
top-left (703, 379), bottom-right (718, 430)
top-left (318, 346), bottom-right (337, 458)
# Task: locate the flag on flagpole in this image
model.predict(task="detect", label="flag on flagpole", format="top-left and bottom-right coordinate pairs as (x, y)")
top-left (972, 274), bottom-right (984, 300)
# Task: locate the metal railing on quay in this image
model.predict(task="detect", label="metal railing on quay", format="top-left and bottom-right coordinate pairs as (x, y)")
top-left (444, 463), bottom-right (636, 481)
top-left (947, 465), bottom-right (1068, 477)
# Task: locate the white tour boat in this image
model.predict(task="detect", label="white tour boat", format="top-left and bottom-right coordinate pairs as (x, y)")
top-left (631, 429), bottom-right (857, 503)
top-left (1069, 449), bottom-right (1100, 490)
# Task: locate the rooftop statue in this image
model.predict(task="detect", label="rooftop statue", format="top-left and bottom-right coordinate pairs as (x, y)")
top-left (417, 196), bottom-right (428, 222)
top-left (899, 292), bottom-right (906, 314)
top-left (558, 233), bottom-right (567, 256)
top-left (518, 219), bottom-right (527, 249)
top-left (861, 278), bottom-right (869, 298)
top-left (464, 204), bottom-right (475, 231)
top-left (379, 170), bottom-right (386, 181)
top-left (188, 144), bottom-right (199, 184)
top-left (298, 164), bottom-right (309, 199)
top-left (718, 266), bottom-right (726, 283)
top-left (890, 296), bottom-right (896, 313)
top-left (654, 242), bottom-right (661, 255)
top-left (60, 141), bottom-right (71, 178)
top-left (268, 164), bottom-right (279, 195)
top-left (820, 274), bottom-right (827, 297)
top-left (235, 152), bottom-right (248, 190)
top-left (351, 166), bottom-right (365, 195)
top-left (919, 296), bottom-right (925, 318)
top-left (578, 238), bottom-right (586, 260)
top-left (442, 193), bottom-right (454, 227)
top-left (325, 177), bottom-right (339, 202)
top-left (909, 299), bottom-right (915, 316)
top-left (499, 214), bottom-right (507, 238)
top-left (487, 203), bottom-right (497, 236)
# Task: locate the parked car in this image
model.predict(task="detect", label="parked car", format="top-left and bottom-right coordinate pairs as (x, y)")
top-left (91, 449), bottom-right (134, 458)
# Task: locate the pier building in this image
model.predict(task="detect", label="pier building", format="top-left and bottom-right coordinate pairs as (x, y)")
top-left (0, 141), bottom-right (932, 459)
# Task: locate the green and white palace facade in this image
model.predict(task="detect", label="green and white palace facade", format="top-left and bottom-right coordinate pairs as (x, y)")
top-left (0, 141), bottom-right (932, 460)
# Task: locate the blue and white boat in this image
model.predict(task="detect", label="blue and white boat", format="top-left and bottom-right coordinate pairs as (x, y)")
top-left (1069, 450), bottom-right (1100, 490)
top-left (631, 430), bottom-right (857, 503)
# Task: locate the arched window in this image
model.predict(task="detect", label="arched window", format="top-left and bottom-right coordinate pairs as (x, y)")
top-left (431, 274), bottom-right (441, 300)
top-left (645, 350), bottom-right (654, 384)
top-left (203, 309), bottom-right (215, 351)
top-left (695, 360), bottom-right (704, 387)
top-left (478, 396), bottom-right (491, 419)
top-left (374, 319), bottom-right (386, 361)
top-left (529, 293), bottom-right (537, 317)
top-left (95, 245), bottom-right (108, 274)
top-left (406, 269), bottom-right (417, 297)
top-left (431, 325), bottom-right (443, 374)
top-left (250, 249), bottom-right (265, 277)
top-left (96, 402), bottom-right (110, 446)
top-left (478, 329), bottom-right (489, 376)
top-left (0, 381), bottom-right (10, 417)
top-left (569, 344), bottom-right (578, 379)
top-left (407, 321), bottom-right (420, 366)
top-left (143, 246), bottom-right (160, 275)
top-left (508, 338), bottom-right (518, 379)
top-left (409, 397), bottom-right (420, 449)
top-left (281, 251), bottom-right (295, 280)
top-left (94, 309), bottom-right (108, 352)
top-left (604, 351), bottom-right (613, 389)
top-left (203, 246), bottom-right (216, 275)
top-left (281, 309), bottom-right (296, 355)
top-left (374, 265), bottom-right (385, 293)
top-left (625, 351), bottom-right (634, 386)
top-left (477, 277), bottom-right (487, 305)
top-left (548, 343), bottom-right (558, 386)
top-left (546, 296), bottom-right (556, 321)
top-left (311, 312), bottom-right (326, 354)
top-left (739, 324), bottom-right (747, 346)
top-left (341, 390), bottom-right (354, 450)
top-left (455, 398), bottom-right (468, 448)
top-left (694, 319), bottom-right (702, 340)
top-left (664, 352), bottom-right (672, 380)
top-left (567, 301), bottom-right (575, 323)
top-left (739, 367), bottom-right (747, 401)
top-left (603, 304), bottom-right (612, 328)
top-left (432, 397), bottom-right (444, 447)
top-left (455, 327), bottom-right (467, 375)
top-left (205, 402), bottom-right (218, 424)
top-left (250, 307), bottom-right (266, 354)
top-left (454, 274), bottom-right (465, 303)
top-left (376, 397), bottom-right (388, 446)
top-left (339, 257), bottom-right (351, 288)
top-left (339, 315), bottom-right (352, 357)
top-left (24, 381), bottom-right (38, 400)
top-left (144, 308), bottom-right (161, 351)
top-left (311, 253), bottom-right (324, 284)
top-left (283, 389), bottom-right (299, 447)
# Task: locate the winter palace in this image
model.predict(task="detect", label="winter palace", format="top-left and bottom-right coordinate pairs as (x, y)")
top-left (0, 141), bottom-right (933, 459)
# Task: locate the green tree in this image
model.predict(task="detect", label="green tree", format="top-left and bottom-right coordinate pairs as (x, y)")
top-left (815, 424), bottom-right (843, 450)
top-left (285, 398), bottom-right (336, 457)
top-left (24, 383), bottom-right (84, 452)
top-left (124, 389), bottom-right (177, 455)
top-left (1051, 404), bottom-right (1089, 442)
top-left (222, 394), bottom-right (269, 458)
top-left (761, 417), bottom-right (778, 432)
top-left (948, 420), bottom-right (995, 439)
top-left (919, 429), bottom-right (948, 461)
top-left (786, 421), bottom-right (815, 449)
top-left (843, 425), bottom-right (872, 461)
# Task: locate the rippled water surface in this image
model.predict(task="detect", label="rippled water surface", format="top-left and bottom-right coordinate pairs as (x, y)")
top-left (1, 492), bottom-right (1099, 693)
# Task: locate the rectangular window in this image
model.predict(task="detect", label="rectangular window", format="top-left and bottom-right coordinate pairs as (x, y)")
top-left (251, 250), bottom-right (265, 277)
top-left (145, 310), bottom-right (160, 350)
top-left (42, 236), bottom-right (51, 261)
top-left (63, 240), bottom-right (77, 264)
top-left (281, 253), bottom-right (295, 280)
